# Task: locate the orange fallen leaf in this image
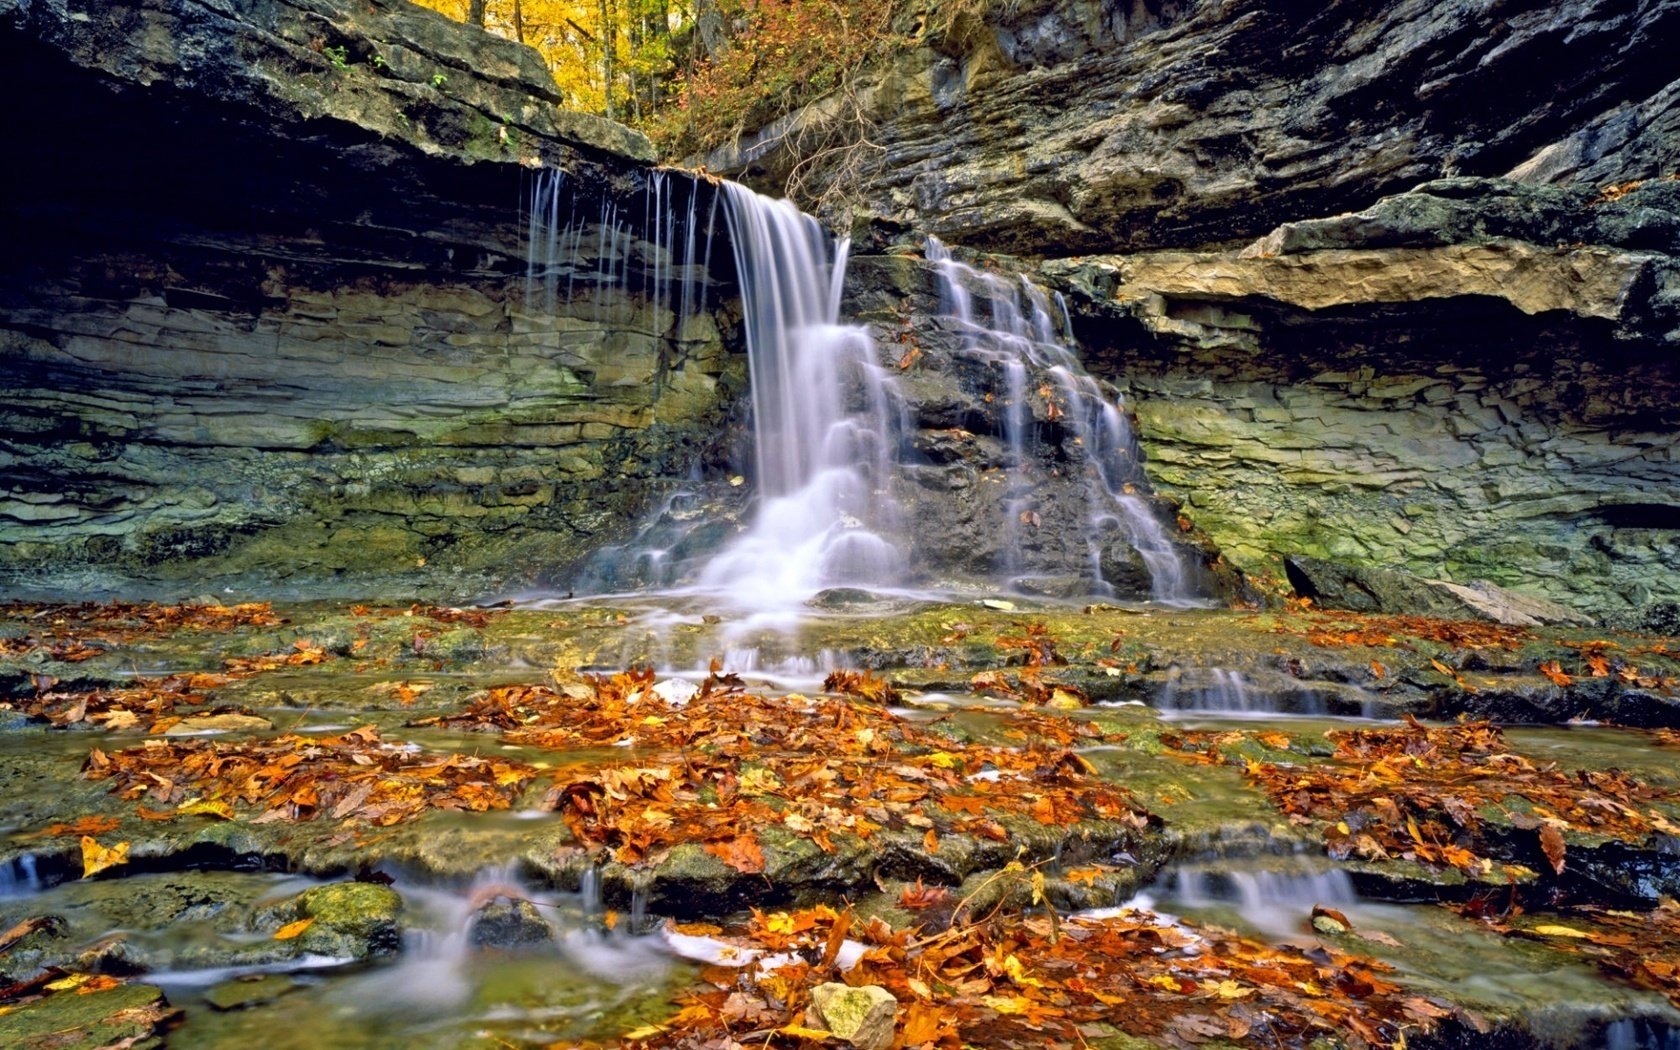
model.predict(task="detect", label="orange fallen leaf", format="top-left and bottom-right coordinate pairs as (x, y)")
top-left (274, 918), bottom-right (315, 940)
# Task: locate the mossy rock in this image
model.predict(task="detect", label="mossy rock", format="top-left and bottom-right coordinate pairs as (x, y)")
top-left (255, 882), bottom-right (404, 959)
top-left (0, 982), bottom-right (178, 1050)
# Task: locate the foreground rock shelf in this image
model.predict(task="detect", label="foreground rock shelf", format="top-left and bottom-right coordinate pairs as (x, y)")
top-left (1, 598), bottom-right (1678, 1047)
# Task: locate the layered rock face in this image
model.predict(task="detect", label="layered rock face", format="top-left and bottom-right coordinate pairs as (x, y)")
top-left (0, 0), bottom-right (742, 596)
top-left (720, 0), bottom-right (1680, 622)
top-left (716, 0), bottom-right (1680, 255)
top-left (1057, 179), bottom-right (1680, 621)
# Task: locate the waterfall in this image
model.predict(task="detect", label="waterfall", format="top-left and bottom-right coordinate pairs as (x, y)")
top-left (926, 238), bottom-right (1194, 604)
top-left (689, 183), bottom-right (905, 616)
top-left (1172, 864), bottom-right (1357, 940)
top-left (525, 168), bottom-right (1196, 610)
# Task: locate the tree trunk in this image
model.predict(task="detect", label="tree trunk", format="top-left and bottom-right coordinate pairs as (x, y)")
top-left (468, 0), bottom-right (486, 28)
top-left (600, 0), bottom-right (616, 120)
top-left (512, 0), bottom-right (525, 43)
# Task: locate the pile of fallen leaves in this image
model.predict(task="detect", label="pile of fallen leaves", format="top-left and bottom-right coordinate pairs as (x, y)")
top-left (1458, 898), bottom-right (1680, 1008)
top-left (1229, 717), bottom-right (1680, 877)
top-left (0, 600), bottom-right (284, 649)
top-left (1271, 611), bottom-right (1532, 652)
top-left (624, 901), bottom-right (1446, 1049)
top-left (419, 670), bottom-right (1148, 871)
top-left (83, 725), bottom-right (539, 826)
top-left (5, 673), bottom-right (248, 732)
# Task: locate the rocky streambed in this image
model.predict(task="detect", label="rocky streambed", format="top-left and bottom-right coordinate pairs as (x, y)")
top-left (0, 596), bottom-right (1678, 1048)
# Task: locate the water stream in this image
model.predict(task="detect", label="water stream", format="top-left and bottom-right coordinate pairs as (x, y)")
top-left (533, 169), bottom-right (1199, 618)
top-left (925, 238), bottom-right (1194, 604)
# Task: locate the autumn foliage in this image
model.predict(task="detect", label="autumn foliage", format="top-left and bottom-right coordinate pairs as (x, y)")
top-left (1202, 717), bottom-right (1680, 878)
top-left (419, 669), bottom-right (1150, 869)
top-left (628, 900), bottom-right (1448, 1048)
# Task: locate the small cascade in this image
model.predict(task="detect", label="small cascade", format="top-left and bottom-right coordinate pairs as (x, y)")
top-left (1171, 864), bottom-right (1358, 940)
top-left (690, 183), bottom-right (906, 617)
top-left (357, 865), bottom-right (667, 1012)
top-left (1605, 1020), bottom-right (1680, 1050)
top-left (1155, 667), bottom-right (1354, 717)
top-left (925, 238), bottom-right (1194, 603)
top-left (524, 165), bottom-right (718, 330)
top-left (0, 854), bottom-right (41, 898)
top-left (1159, 668), bottom-right (1259, 713)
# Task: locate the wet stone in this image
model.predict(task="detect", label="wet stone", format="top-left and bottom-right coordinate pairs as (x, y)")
top-left (467, 894), bottom-right (555, 951)
top-left (202, 973), bottom-right (304, 1011)
top-left (256, 882), bottom-right (404, 959)
top-left (0, 982), bottom-right (178, 1050)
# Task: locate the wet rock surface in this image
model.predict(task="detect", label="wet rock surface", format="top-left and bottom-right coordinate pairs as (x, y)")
top-left (0, 599), bottom-right (1676, 1046)
top-left (0, 0), bottom-right (746, 599)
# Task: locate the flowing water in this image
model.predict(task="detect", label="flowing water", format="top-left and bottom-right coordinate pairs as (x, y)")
top-left (924, 238), bottom-right (1194, 604)
top-left (688, 183), bottom-right (907, 622)
top-left (536, 169), bottom-right (1199, 618)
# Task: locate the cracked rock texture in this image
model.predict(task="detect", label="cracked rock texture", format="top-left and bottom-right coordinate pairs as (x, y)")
top-left (721, 0), bottom-right (1680, 623)
top-left (0, 0), bottom-right (743, 596)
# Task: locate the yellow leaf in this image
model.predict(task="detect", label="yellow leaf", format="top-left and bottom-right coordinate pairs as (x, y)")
top-left (763, 912), bottom-right (797, 936)
top-left (45, 973), bottom-right (94, 992)
top-left (779, 1024), bottom-right (835, 1040)
top-left (1146, 974), bottom-right (1182, 992)
top-left (274, 918), bottom-right (316, 940)
top-left (1533, 924), bottom-right (1591, 939)
top-left (982, 994), bottom-right (1034, 1015)
top-left (622, 1023), bottom-right (668, 1039)
top-left (180, 798), bottom-right (234, 820)
top-left (926, 751), bottom-right (958, 769)
top-left (1214, 979), bottom-right (1253, 999)
top-left (906, 977), bottom-right (933, 999)
top-left (1004, 954), bottom-right (1044, 988)
top-left (79, 836), bottom-right (129, 879)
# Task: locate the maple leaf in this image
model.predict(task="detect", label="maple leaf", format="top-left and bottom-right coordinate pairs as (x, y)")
top-left (1538, 660), bottom-right (1573, 686)
top-left (705, 832), bottom-right (766, 874)
top-left (79, 836), bottom-right (129, 878)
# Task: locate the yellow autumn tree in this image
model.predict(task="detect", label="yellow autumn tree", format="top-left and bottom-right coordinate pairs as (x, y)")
top-left (413, 0), bottom-right (686, 120)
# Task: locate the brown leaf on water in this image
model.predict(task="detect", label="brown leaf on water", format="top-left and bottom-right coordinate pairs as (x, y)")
top-left (1540, 824), bottom-right (1567, 875)
top-left (36, 815), bottom-right (121, 838)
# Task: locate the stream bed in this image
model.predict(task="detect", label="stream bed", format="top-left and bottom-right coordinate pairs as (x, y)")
top-left (1, 597), bottom-right (1678, 1047)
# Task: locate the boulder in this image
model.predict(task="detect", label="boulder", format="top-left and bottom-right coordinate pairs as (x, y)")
top-left (256, 882), bottom-right (404, 959)
top-left (805, 982), bottom-right (898, 1050)
top-left (466, 894), bottom-right (554, 951)
top-left (1284, 556), bottom-right (1593, 627)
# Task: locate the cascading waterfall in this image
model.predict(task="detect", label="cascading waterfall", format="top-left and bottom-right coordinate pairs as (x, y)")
top-left (1171, 864), bottom-right (1358, 940)
top-left (689, 183), bottom-right (906, 615)
top-left (524, 167), bottom-right (1196, 612)
top-left (925, 238), bottom-right (1194, 604)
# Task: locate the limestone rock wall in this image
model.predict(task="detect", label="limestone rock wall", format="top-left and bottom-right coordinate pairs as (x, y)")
top-left (1053, 180), bottom-right (1680, 621)
top-left (0, 0), bottom-right (743, 597)
top-left (712, 0), bottom-right (1680, 255)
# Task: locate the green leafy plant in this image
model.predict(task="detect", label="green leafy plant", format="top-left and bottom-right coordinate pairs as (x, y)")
top-left (323, 44), bottom-right (349, 71)
top-left (431, 72), bottom-right (448, 88)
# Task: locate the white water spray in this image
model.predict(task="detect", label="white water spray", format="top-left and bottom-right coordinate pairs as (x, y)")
top-left (925, 238), bottom-right (1194, 603)
top-left (690, 184), bottom-right (906, 617)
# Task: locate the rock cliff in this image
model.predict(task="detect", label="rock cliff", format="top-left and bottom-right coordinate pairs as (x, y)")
top-left (722, 0), bottom-right (1680, 622)
top-left (0, 0), bottom-right (742, 596)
